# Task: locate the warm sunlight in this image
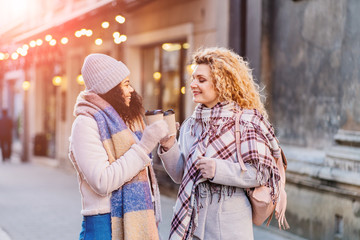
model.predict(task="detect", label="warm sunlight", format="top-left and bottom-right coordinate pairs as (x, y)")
top-left (2, 0), bottom-right (30, 22)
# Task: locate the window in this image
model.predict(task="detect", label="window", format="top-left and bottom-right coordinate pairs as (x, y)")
top-left (142, 41), bottom-right (188, 123)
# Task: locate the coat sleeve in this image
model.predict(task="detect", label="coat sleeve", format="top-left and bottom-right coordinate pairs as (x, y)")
top-left (157, 140), bottom-right (185, 184)
top-left (70, 115), bottom-right (152, 196)
top-left (157, 118), bottom-right (193, 184)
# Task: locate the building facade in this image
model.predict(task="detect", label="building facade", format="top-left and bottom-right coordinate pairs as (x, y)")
top-left (0, 0), bottom-right (231, 167)
top-left (259, 0), bottom-right (360, 239)
top-left (1, 0), bottom-right (359, 239)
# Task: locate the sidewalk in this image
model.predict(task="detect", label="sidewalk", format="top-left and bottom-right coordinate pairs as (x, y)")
top-left (0, 157), bottom-right (305, 240)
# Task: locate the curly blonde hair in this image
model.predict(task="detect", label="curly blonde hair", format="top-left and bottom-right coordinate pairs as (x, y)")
top-left (192, 47), bottom-right (268, 119)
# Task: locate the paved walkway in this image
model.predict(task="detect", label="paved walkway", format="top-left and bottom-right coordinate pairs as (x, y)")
top-left (0, 156), bottom-right (305, 240)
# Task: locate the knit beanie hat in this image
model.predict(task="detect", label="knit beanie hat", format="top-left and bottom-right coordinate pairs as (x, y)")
top-left (81, 53), bottom-right (130, 94)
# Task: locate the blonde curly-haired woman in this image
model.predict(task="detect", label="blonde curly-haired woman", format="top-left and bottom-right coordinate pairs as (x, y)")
top-left (159, 47), bottom-right (285, 240)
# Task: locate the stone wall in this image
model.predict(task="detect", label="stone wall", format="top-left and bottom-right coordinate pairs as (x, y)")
top-left (262, 0), bottom-right (360, 239)
top-left (263, 0), bottom-right (360, 149)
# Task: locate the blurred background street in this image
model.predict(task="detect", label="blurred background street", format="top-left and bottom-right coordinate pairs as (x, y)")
top-left (1, 0), bottom-right (360, 239)
top-left (0, 141), bottom-right (306, 240)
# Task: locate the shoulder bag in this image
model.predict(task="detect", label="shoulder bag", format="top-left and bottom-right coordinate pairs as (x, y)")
top-left (235, 112), bottom-right (290, 229)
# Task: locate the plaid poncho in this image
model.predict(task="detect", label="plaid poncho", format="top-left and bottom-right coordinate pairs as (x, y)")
top-left (169, 101), bottom-right (281, 240)
top-left (72, 91), bottom-right (161, 240)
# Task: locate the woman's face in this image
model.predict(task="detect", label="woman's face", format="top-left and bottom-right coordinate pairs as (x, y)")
top-left (119, 77), bottom-right (134, 106)
top-left (190, 64), bottom-right (219, 108)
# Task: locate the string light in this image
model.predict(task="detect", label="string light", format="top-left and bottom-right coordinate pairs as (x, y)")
top-left (49, 39), bottom-right (57, 46)
top-left (1, 13), bottom-right (128, 63)
top-left (19, 49), bottom-right (27, 56)
top-left (75, 31), bottom-right (82, 38)
top-left (95, 38), bottom-right (103, 45)
top-left (101, 21), bottom-right (110, 28)
top-left (113, 32), bottom-right (120, 38)
top-left (45, 34), bottom-right (52, 41)
top-left (36, 39), bottom-right (43, 46)
top-left (115, 15), bottom-right (125, 24)
top-left (85, 30), bottom-right (93, 37)
top-left (29, 40), bottom-right (36, 47)
top-left (80, 29), bottom-right (87, 35)
top-left (61, 37), bottom-right (69, 44)
top-left (11, 52), bottom-right (19, 60)
top-left (119, 35), bottom-right (127, 42)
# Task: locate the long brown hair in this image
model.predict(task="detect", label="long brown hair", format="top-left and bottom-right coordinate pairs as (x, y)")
top-left (99, 84), bottom-right (144, 130)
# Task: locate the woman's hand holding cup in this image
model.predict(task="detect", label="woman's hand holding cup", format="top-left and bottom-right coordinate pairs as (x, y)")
top-left (139, 120), bottom-right (168, 154)
top-left (145, 109), bottom-right (179, 151)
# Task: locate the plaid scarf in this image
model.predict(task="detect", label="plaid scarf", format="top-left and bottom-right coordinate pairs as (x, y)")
top-left (72, 91), bottom-right (161, 240)
top-left (169, 101), bottom-right (281, 240)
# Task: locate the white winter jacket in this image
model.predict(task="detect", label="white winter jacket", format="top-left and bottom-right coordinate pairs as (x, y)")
top-left (69, 115), bottom-right (152, 216)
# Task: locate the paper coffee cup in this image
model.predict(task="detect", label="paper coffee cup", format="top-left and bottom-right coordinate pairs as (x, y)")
top-left (163, 109), bottom-right (176, 136)
top-left (145, 109), bottom-right (163, 125)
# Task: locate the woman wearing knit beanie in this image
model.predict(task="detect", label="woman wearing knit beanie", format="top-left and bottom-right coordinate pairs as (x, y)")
top-left (159, 47), bottom-right (288, 240)
top-left (69, 53), bottom-right (168, 240)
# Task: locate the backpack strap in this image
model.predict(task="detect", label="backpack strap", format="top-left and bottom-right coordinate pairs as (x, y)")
top-left (235, 111), bottom-right (247, 171)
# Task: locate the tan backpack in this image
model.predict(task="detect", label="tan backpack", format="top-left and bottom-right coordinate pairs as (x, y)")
top-left (235, 112), bottom-right (290, 229)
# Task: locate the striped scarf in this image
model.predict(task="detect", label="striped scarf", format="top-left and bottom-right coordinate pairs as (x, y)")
top-left (73, 91), bottom-right (160, 240)
top-left (169, 101), bottom-right (281, 240)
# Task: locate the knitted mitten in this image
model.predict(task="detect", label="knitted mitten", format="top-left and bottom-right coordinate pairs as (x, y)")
top-left (139, 120), bottom-right (168, 154)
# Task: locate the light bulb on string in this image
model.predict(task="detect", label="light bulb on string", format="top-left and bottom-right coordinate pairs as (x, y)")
top-left (115, 15), bottom-right (125, 24)
top-left (75, 31), bottom-right (82, 38)
top-left (101, 21), bottom-right (110, 28)
top-left (119, 35), bottom-right (127, 42)
top-left (61, 37), bottom-right (69, 44)
top-left (49, 39), bottom-right (57, 46)
top-left (113, 32), bottom-right (120, 38)
top-left (29, 40), bottom-right (36, 47)
top-left (95, 38), bottom-right (103, 45)
top-left (11, 52), bottom-right (19, 60)
top-left (36, 39), bottom-right (43, 46)
top-left (45, 34), bottom-right (52, 41)
top-left (85, 30), bottom-right (93, 37)
top-left (20, 51), bottom-right (28, 57)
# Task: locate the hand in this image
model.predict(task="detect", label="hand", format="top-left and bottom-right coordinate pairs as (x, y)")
top-left (195, 156), bottom-right (216, 180)
top-left (159, 135), bottom-right (176, 151)
top-left (139, 120), bottom-right (168, 154)
top-left (159, 122), bottom-right (180, 151)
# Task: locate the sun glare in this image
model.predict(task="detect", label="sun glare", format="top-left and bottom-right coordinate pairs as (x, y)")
top-left (9, 0), bottom-right (29, 19)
